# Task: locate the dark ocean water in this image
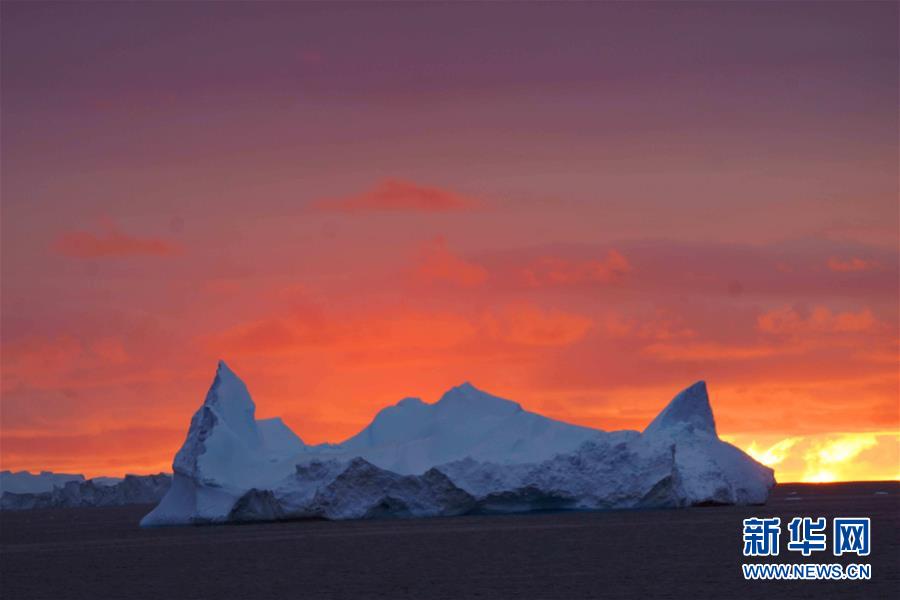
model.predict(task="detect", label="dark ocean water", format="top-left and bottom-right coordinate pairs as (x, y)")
top-left (1, 482), bottom-right (897, 599)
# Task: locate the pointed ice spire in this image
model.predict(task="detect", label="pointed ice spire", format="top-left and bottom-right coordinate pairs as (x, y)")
top-left (202, 360), bottom-right (261, 448)
top-left (643, 381), bottom-right (717, 437)
top-left (173, 361), bottom-right (263, 478)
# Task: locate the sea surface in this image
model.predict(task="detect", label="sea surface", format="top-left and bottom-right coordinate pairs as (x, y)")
top-left (1, 481), bottom-right (897, 599)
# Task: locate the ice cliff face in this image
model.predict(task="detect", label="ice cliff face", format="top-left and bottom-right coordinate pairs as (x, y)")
top-left (140, 362), bottom-right (774, 526)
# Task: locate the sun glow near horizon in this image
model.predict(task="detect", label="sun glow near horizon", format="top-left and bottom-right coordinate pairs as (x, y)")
top-left (724, 431), bottom-right (900, 483)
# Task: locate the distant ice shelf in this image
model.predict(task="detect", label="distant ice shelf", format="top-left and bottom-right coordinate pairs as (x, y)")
top-left (140, 361), bottom-right (774, 526)
top-left (0, 470), bottom-right (86, 495)
top-left (1, 473), bottom-right (170, 510)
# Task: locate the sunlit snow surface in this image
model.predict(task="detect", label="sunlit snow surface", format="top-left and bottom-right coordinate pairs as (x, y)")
top-left (141, 361), bottom-right (774, 526)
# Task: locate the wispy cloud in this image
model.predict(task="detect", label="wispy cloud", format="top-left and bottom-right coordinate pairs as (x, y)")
top-left (827, 257), bottom-right (878, 272)
top-left (312, 179), bottom-right (477, 213)
top-left (414, 237), bottom-right (488, 287)
top-left (482, 304), bottom-right (593, 347)
top-left (519, 250), bottom-right (632, 287)
top-left (757, 306), bottom-right (878, 335)
top-left (210, 294), bottom-right (592, 359)
top-left (643, 341), bottom-right (785, 361)
top-left (53, 220), bottom-right (180, 258)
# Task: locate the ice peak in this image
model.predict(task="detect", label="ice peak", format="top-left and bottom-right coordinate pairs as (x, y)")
top-left (202, 361), bottom-right (260, 447)
top-left (437, 382), bottom-right (523, 415)
top-left (396, 397), bottom-right (425, 408)
top-left (643, 380), bottom-right (717, 437)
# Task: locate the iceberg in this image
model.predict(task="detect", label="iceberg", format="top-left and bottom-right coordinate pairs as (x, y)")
top-left (0, 470), bottom-right (85, 495)
top-left (1, 474), bottom-right (171, 510)
top-left (141, 361), bottom-right (774, 526)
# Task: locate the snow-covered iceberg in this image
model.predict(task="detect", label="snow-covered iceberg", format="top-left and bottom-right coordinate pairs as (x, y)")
top-left (141, 361), bottom-right (774, 526)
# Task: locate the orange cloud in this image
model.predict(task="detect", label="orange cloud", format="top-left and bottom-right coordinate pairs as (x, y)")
top-left (758, 305), bottom-right (878, 335)
top-left (483, 304), bottom-right (593, 347)
top-left (213, 299), bottom-right (592, 358)
top-left (53, 220), bottom-right (179, 258)
top-left (643, 305), bottom-right (883, 364)
top-left (643, 341), bottom-right (784, 361)
top-left (1, 335), bottom-right (84, 391)
top-left (520, 250), bottom-right (631, 287)
top-left (1, 426), bottom-right (182, 478)
top-left (598, 310), bottom-right (697, 342)
top-left (0, 333), bottom-right (158, 398)
top-left (355, 312), bottom-right (480, 351)
top-left (6, 232), bottom-right (899, 480)
top-left (313, 178), bottom-right (477, 213)
top-left (213, 318), bottom-right (322, 356)
top-left (89, 337), bottom-right (130, 365)
top-left (209, 296), bottom-right (336, 356)
top-left (414, 237), bottom-right (488, 287)
top-left (827, 257), bottom-right (877, 272)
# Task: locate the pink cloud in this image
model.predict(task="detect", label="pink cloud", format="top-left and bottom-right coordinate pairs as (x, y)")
top-left (827, 257), bottom-right (877, 272)
top-left (643, 341), bottom-right (785, 361)
top-left (589, 309), bottom-right (698, 342)
top-left (89, 337), bottom-right (130, 364)
top-left (313, 178), bottom-right (477, 213)
top-left (758, 306), bottom-right (878, 335)
top-left (414, 237), bottom-right (488, 287)
top-left (53, 221), bottom-right (179, 258)
top-left (482, 304), bottom-right (593, 347)
top-left (519, 250), bottom-right (631, 287)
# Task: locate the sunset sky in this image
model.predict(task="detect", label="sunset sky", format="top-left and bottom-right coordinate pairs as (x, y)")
top-left (2, 2), bottom-right (897, 482)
